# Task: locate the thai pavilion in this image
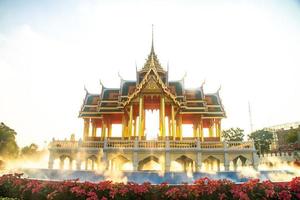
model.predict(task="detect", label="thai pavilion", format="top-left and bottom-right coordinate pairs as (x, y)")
top-left (48, 34), bottom-right (258, 172)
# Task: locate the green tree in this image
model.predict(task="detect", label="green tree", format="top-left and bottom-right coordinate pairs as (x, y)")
top-left (222, 128), bottom-right (245, 141)
top-left (249, 129), bottom-right (273, 154)
top-left (0, 122), bottom-right (19, 158)
top-left (284, 129), bottom-right (299, 144)
top-left (21, 143), bottom-right (39, 157)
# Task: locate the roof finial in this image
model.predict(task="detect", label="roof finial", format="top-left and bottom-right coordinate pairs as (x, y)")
top-left (118, 71), bottom-right (123, 80)
top-left (84, 85), bottom-right (89, 94)
top-left (201, 79), bottom-right (206, 88)
top-left (217, 85), bottom-right (222, 94)
top-left (99, 79), bottom-right (105, 89)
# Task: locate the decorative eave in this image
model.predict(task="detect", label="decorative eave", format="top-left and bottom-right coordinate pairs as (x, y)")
top-left (204, 89), bottom-right (226, 118)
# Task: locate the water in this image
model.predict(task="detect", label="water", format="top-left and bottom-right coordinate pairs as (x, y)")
top-left (20, 168), bottom-right (296, 184)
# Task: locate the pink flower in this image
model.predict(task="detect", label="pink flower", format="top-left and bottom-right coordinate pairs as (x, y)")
top-left (219, 193), bottom-right (227, 200)
top-left (278, 190), bottom-right (292, 200)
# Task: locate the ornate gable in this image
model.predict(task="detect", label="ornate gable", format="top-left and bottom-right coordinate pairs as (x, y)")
top-left (122, 68), bottom-right (180, 107)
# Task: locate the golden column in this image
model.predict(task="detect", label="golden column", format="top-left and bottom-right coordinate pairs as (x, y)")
top-left (91, 120), bottom-right (97, 137)
top-left (121, 115), bottom-right (126, 138)
top-left (193, 122), bottom-right (197, 138)
top-left (199, 120), bottom-right (204, 142)
top-left (171, 105), bottom-right (176, 140)
top-left (160, 96), bottom-right (166, 138)
top-left (83, 118), bottom-right (90, 140)
top-left (216, 120), bottom-right (221, 139)
top-left (101, 119), bottom-right (106, 138)
top-left (209, 119), bottom-right (214, 137)
top-left (176, 115), bottom-right (182, 140)
top-left (108, 119), bottom-right (112, 137)
top-left (138, 96), bottom-right (144, 140)
top-left (133, 118), bottom-right (137, 137)
top-left (128, 105), bottom-right (133, 138)
top-left (142, 109), bottom-right (145, 138)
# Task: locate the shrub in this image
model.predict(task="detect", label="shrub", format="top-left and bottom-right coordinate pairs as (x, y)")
top-left (0, 174), bottom-right (299, 200)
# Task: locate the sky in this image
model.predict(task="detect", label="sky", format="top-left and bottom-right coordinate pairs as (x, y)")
top-left (0, 0), bottom-right (300, 147)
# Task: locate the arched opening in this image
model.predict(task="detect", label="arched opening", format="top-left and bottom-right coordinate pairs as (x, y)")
top-left (111, 155), bottom-right (132, 171)
top-left (59, 155), bottom-right (73, 170)
top-left (232, 155), bottom-right (248, 170)
top-left (138, 156), bottom-right (162, 171)
top-left (85, 155), bottom-right (98, 170)
top-left (203, 156), bottom-right (220, 171)
top-left (175, 155), bottom-right (194, 172)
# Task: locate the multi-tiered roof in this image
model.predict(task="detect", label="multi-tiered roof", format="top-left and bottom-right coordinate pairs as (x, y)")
top-left (79, 37), bottom-right (226, 119)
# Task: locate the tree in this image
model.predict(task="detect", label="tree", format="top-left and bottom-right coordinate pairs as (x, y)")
top-left (21, 143), bottom-right (39, 157)
top-left (222, 128), bottom-right (245, 142)
top-left (284, 129), bottom-right (299, 144)
top-left (249, 129), bottom-right (273, 154)
top-left (0, 122), bottom-right (19, 158)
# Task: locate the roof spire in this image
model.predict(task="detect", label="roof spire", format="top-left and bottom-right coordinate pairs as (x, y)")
top-left (151, 24), bottom-right (154, 53)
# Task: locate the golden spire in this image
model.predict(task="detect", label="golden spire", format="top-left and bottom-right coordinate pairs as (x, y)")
top-left (140, 25), bottom-right (164, 72)
top-left (149, 24), bottom-right (155, 68)
top-left (151, 24), bottom-right (154, 54)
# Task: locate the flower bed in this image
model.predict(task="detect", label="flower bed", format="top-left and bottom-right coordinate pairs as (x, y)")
top-left (0, 174), bottom-right (299, 200)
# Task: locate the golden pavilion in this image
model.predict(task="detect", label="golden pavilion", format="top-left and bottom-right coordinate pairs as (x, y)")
top-left (48, 32), bottom-right (258, 172)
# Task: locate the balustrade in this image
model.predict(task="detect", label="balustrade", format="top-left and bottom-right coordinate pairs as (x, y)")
top-left (81, 141), bottom-right (104, 148)
top-left (49, 139), bottom-right (254, 151)
top-left (169, 140), bottom-right (197, 148)
top-left (138, 140), bottom-right (166, 148)
top-left (227, 141), bottom-right (253, 149)
top-left (106, 140), bottom-right (134, 148)
top-left (200, 142), bottom-right (224, 149)
top-left (49, 140), bottom-right (79, 149)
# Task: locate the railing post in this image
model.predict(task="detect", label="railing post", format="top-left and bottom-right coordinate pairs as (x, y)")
top-left (134, 137), bottom-right (138, 149)
top-left (197, 139), bottom-right (201, 149)
top-left (166, 138), bottom-right (170, 150)
top-left (104, 138), bottom-right (108, 149)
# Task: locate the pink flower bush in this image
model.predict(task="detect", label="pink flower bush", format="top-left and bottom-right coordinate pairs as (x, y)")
top-left (0, 173), bottom-right (299, 200)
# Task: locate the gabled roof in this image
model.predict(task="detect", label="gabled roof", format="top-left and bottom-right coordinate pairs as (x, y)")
top-left (122, 67), bottom-right (181, 107)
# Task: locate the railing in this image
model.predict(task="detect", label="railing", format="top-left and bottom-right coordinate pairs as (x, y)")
top-left (107, 140), bottom-right (134, 148)
top-left (81, 141), bottom-right (104, 148)
top-left (138, 140), bottom-right (166, 148)
top-left (49, 139), bottom-right (254, 151)
top-left (201, 142), bottom-right (224, 149)
top-left (49, 140), bottom-right (79, 149)
top-left (227, 141), bottom-right (253, 149)
top-left (169, 140), bottom-right (197, 148)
